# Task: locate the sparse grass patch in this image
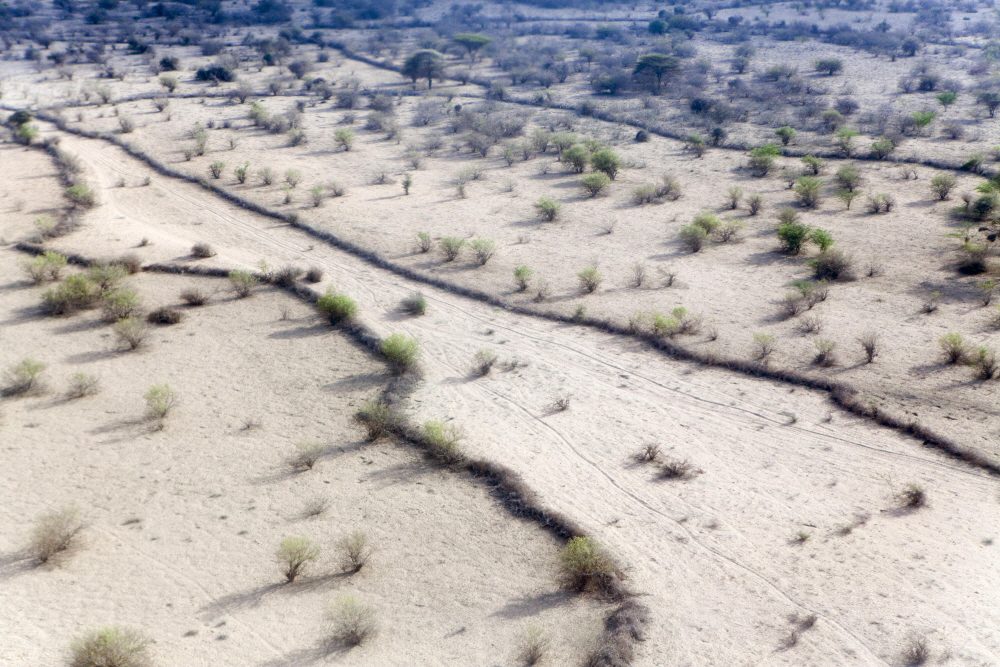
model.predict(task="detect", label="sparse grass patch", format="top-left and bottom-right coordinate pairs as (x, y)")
top-left (635, 444), bottom-right (661, 463)
top-left (69, 626), bottom-right (153, 667)
top-left (228, 270), bottom-right (259, 298)
top-left (30, 506), bottom-right (82, 564)
top-left (858, 332), bottom-right (880, 363)
top-left (659, 457), bottom-right (695, 480)
top-left (899, 635), bottom-right (930, 666)
top-left (287, 441), bottom-right (324, 472)
top-left (472, 349), bottom-right (498, 376)
top-left (518, 626), bottom-right (550, 666)
top-left (277, 536), bottom-right (320, 583)
top-left (578, 266), bottom-right (602, 294)
top-left (144, 384), bottom-right (176, 421)
top-left (422, 420), bottom-right (464, 464)
top-left (4, 358), bottom-right (45, 396)
top-left (939, 332), bottom-right (966, 364)
top-left (67, 372), bottom-right (99, 399)
top-left (354, 399), bottom-right (397, 441)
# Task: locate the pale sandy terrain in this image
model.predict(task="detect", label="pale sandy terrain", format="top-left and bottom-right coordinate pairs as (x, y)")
top-left (51, 89), bottom-right (1000, 466)
top-left (2, 122), bottom-right (996, 665)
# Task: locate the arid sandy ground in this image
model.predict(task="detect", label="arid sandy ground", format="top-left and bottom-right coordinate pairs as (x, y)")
top-left (3, 1), bottom-right (1000, 664)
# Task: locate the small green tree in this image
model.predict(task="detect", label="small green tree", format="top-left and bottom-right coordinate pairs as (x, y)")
top-left (930, 174), bottom-right (956, 200)
top-left (561, 144), bottom-right (589, 173)
top-left (775, 126), bottom-right (796, 146)
top-left (590, 148), bottom-right (621, 180)
top-left (794, 176), bottom-right (823, 208)
top-left (228, 270), bottom-right (259, 298)
top-left (69, 627), bottom-right (153, 667)
top-left (534, 197), bottom-right (560, 221)
top-left (440, 237), bottom-right (465, 261)
top-left (778, 221), bottom-right (811, 254)
top-left (581, 172), bottom-right (611, 197)
top-left (748, 144), bottom-right (781, 177)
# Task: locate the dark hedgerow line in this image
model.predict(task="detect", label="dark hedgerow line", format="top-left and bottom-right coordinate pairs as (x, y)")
top-left (20, 111), bottom-right (1000, 479)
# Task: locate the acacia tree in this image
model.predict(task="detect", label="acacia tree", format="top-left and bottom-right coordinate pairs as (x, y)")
top-left (402, 50), bottom-right (444, 89)
top-left (633, 54), bottom-right (679, 95)
top-left (453, 33), bottom-right (491, 62)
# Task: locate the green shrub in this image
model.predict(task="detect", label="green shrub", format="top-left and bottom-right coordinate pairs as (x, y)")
top-left (228, 270), bottom-right (259, 298)
top-left (590, 148), bottom-right (621, 179)
top-left (726, 186), bottom-right (742, 210)
top-left (692, 212), bottom-right (720, 234)
top-left (65, 183), bottom-right (96, 208)
top-left (316, 291), bottom-right (358, 325)
top-left (939, 333), bottom-right (966, 364)
top-left (234, 162), bottom-right (250, 184)
top-left (335, 128), bottom-right (355, 151)
top-left (581, 172), bottom-right (611, 197)
top-left (208, 161), bottom-right (225, 179)
top-left (775, 126), bottom-right (796, 146)
top-left (557, 536), bottom-right (616, 593)
top-left (577, 265), bottom-right (602, 294)
top-left (22, 251), bottom-right (67, 284)
top-left (440, 236), bottom-right (465, 261)
top-left (470, 238), bottom-right (496, 265)
top-left (748, 144), bottom-right (781, 177)
top-left (277, 536), bottom-right (320, 582)
top-left (423, 420), bottom-right (464, 464)
top-left (972, 346), bottom-right (998, 380)
top-left (801, 155), bottom-right (824, 175)
top-left (870, 136), bottom-right (895, 159)
top-left (534, 197), bottom-right (560, 221)
top-left (809, 228), bottom-right (834, 252)
top-left (513, 265), bottom-right (533, 291)
top-left (327, 595), bottom-right (376, 647)
top-left (67, 372), bottom-right (100, 399)
top-left (102, 289), bottom-right (141, 323)
top-left (42, 275), bottom-right (100, 315)
top-left (144, 384), bottom-right (176, 420)
top-left (380, 334), bottom-right (419, 374)
top-left (834, 164), bottom-right (861, 191)
top-left (679, 224), bottom-right (708, 252)
top-left (287, 441), bottom-right (324, 471)
top-left (87, 264), bottom-right (128, 294)
top-left (794, 176), bottom-right (822, 208)
top-left (778, 221), bottom-right (811, 254)
top-left (561, 144), bottom-right (589, 173)
top-left (930, 174), bottom-right (956, 200)
top-left (69, 626), bottom-right (153, 667)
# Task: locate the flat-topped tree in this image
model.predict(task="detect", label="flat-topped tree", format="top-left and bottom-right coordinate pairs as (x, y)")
top-left (402, 50), bottom-right (444, 89)
top-left (633, 53), bottom-right (678, 95)
top-left (453, 33), bottom-right (491, 62)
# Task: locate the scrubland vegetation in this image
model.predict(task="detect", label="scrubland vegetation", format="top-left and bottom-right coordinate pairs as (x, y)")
top-left (3, 0), bottom-right (1000, 664)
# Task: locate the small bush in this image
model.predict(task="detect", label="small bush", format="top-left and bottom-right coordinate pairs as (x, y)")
top-left (513, 265), bottom-right (533, 291)
top-left (271, 265), bottom-right (303, 287)
top-left (679, 224), bottom-right (708, 252)
top-left (147, 307), bottom-right (183, 325)
top-left (102, 289), bottom-right (141, 323)
top-left (327, 595), bottom-right (377, 647)
top-left (228, 270), bottom-right (259, 298)
top-left (440, 237), bottom-right (466, 262)
top-left (858, 332), bottom-right (879, 363)
top-left (180, 289), bottom-right (207, 306)
top-left (659, 456), bottom-right (695, 480)
top-left (208, 161), bottom-right (225, 179)
top-left (747, 194), bottom-right (763, 216)
top-left (304, 266), bottom-right (324, 283)
top-left (581, 172), bottom-right (611, 197)
top-left (939, 332), bottom-right (966, 364)
top-left (144, 384), bottom-right (176, 421)
top-left (591, 148), bottom-right (621, 179)
top-left (42, 275), bottom-right (100, 315)
top-left (778, 221), bottom-right (810, 255)
top-left (518, 626), bottom-right (550, 666)
top-left (635, 444), bottom-right (661, 463)
top-left (753, 333), bottom-right (777, 361)
top-left (896, 484), bottom-right (926, 510)
top-left (67, 372), bottom-right (100, 399)
top-left (813, 339), bottom-right (837, 367)
top-left (23, 251), bottom-right (67, 284)
top-left (422, 420), bottom-right (464, 464)
top-left (578, 266), bottom-right (603, 294)
top-left (930, 174), bottom-right (956, 201)
top-left (899, 635), bottom-right (930, 666)
top-left (416, 232), bottom-right (432, 253)
top-left (726, 186), bottom-right (742, 210)
top-left (470, 238), bottom-right (496, 265)
top-left (65, 183), bottom-right (97, 208)
top-left (400, 292), bottom-right (427, 316)
top-left (558, 536), bottom-right (617, 594)
top-left (114, 317), bottom-right (148, 350)
top-left (355, 399), bottom-right (397, 441)
top-left (30, 506), bottom-right (82, 564)
top-left (534, 197), bottom-right (560, 221)
top-left (316, 291), bottom-right (358, 325)
top-left (88, 264), bottom-right (128, 294)
top-left (810, 249), bottom-right (853, 281)
top-left (794, 176), bottom-right (822, 208)
top-left (337, 530), bottom-right (371, 573)
top-left (191, 243), bottom-right (215, 258)
top-left (4, 358), bottom-right (45, 396)
top-left (473, 349), bottom-right (498, 376)
top-left (971, 346), bottom-right (997, 380)
top-left (380, 334), bottom-right (419, 374)
top-left (277, 536), bottom-right (320, 583)
top-left (69, 626), bottom-right (153, 667)
top-left (287, 441), bottom-right (324, 472)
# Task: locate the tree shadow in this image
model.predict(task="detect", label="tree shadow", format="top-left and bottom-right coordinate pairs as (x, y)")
top-left (492, 590), bottom-right (574, 619)
top-left (0, 550), bottom-right (35, 581)
top-left (256, 638), bottom-right (352, 667)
